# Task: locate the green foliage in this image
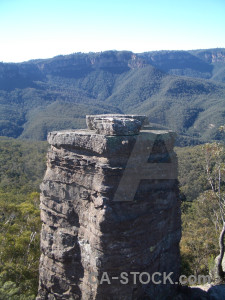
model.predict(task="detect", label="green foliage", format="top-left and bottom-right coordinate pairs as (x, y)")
top-left (180, 192), bottom-right (220, 276)
top-left (0, 138), bottom-right (47, 297)
top-left (0, 281), bottom-right (21, 300)
top-left (0, 137), bottom-right (47, 192)
top-left (0, 192), bottom-right (41, 298)
top-left (178, 142), bottom-right (225, 279)
top-left (176, 145), bottom-right (209, 202)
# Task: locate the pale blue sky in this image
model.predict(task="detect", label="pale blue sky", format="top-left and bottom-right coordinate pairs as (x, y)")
top-left (0, 0), bottom-right (225, 62)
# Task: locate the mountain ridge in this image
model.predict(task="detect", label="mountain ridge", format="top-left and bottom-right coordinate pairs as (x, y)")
top-left (0, 49), bottom-right (225, 144)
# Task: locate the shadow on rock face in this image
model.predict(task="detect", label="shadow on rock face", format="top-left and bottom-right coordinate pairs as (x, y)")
top-left (174, 284), bottom-right (225, 300)
top-left (207, 284), bottom-right (225, 300)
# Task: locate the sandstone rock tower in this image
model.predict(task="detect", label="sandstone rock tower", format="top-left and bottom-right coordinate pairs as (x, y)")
top-left (37, 114), bottom-right (181, 300)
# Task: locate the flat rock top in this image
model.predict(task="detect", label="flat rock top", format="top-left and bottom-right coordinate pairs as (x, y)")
top-left (86, 114), bottom-right (149, 135)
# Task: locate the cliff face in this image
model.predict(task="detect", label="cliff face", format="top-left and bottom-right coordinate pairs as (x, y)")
top-left (191, 49), bottom-right (225, 64)
top-left (35, 51), bottom-right (146, 76)
top-left (37, 115), bottom-right (181, 300)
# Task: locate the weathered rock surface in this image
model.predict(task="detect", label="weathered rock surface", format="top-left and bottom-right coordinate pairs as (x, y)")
top-left (86, 114), bottom-right (148, 135)
top-left (37, 114), bottom-right (181, 300)
top-left (209, 255), bottom-right (225, 284)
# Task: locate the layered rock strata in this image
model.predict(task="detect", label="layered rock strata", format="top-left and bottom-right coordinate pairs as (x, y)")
top-left (37, 114), bottom-right (181, 300)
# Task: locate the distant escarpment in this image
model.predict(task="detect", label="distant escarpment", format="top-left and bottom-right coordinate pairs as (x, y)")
top-left (0, 49), bottom-right (225, 144)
